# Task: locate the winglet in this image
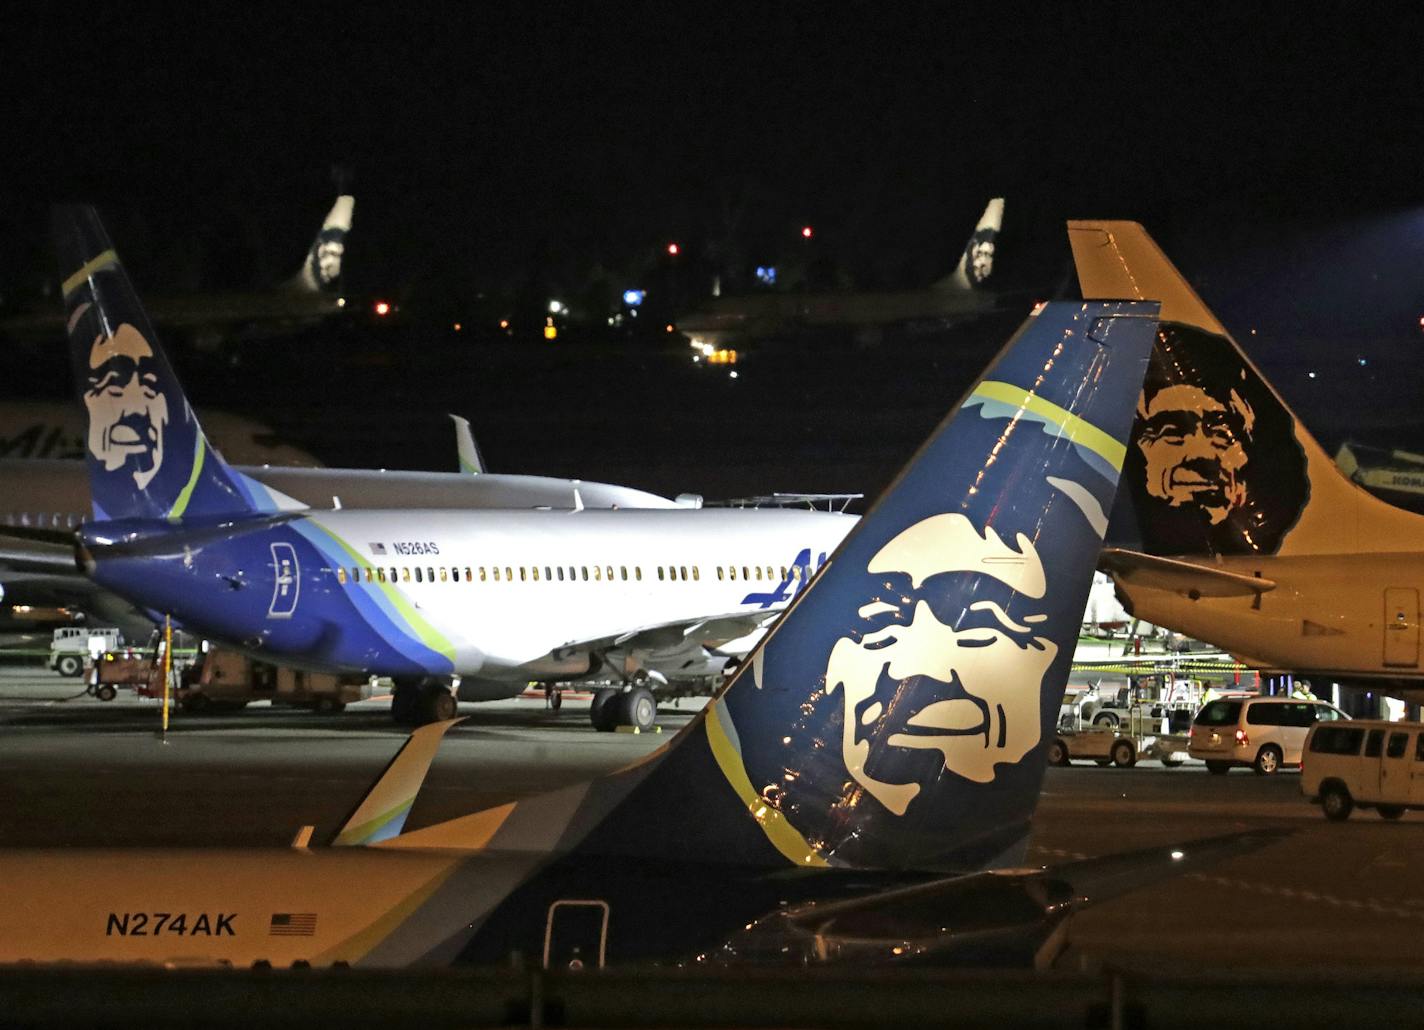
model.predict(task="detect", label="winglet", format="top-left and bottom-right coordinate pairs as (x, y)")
top-left (330, 718), bottom-right (463, 847)
top-left (449, 414), bottom-right (486, 475)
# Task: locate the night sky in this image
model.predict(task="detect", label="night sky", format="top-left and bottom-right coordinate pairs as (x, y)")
top-left (5, 4), bottom-right (1423, 308)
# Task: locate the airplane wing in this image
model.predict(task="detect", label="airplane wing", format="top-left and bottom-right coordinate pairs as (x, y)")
top-left (559, 608), bottom-right (784, 656)
top-left (1099, 547), bottom-right (1276, 598)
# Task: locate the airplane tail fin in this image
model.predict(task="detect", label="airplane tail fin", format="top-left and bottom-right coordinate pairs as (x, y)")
top-left (937, 197), bottom-right (1004, 291)
top-left (331, 719), bottom-right (464, 846)
top-left (403, 301), bottom-right (1158, 869)
top-left (449, 414), bottom-right (486, 474)
top-left (53, 206), bottom-right (299, 521)
top-left (1069, 220), bottom-right (1424, 559)
top-left (288, 195), bottom-right (355, 293)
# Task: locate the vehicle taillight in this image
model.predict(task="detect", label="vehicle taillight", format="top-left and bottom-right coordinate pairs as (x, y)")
top-left (1235, 728), bottom-right (1249, 747)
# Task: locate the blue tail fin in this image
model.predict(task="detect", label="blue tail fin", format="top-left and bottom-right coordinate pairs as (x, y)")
top-left (53, 206), bottom-right (293, 521)
top-left (546, 300), bottom-right (1158, 872)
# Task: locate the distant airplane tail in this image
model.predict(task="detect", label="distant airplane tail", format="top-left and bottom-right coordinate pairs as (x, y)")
top-left (289, 195), bottom-right (355, 293)
top-left (386, 300), bottom-right (1159, 871)
top-left (938, 197), bottom-right (1004, 291)
top-left (1069, 220), bottom-right (1424, 559)
top-left (449, 414), bottom-right (486, 474)
top-left (53, 206), bottom-right (300, 520)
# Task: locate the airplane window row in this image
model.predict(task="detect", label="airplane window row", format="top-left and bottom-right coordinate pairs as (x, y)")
top-left (333, 562), bottom-right (800, 587)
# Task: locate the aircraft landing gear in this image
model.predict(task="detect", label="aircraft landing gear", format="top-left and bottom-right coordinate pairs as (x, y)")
top-left (392, 679), bottom-right (458, 725)
top-left (589, 684), bottom-right (657, 732)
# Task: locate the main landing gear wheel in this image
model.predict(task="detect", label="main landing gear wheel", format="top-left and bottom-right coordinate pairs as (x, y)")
top-left (590, 688), bottom-right (620, 732)
top-left (619, 685), bottom-right (657, 732)
top-left (56, 655), bottom-right (83, 678)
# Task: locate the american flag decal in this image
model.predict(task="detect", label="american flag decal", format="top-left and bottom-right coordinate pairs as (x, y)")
top-left (370, 543), bottom-right (388, 555)
top-left (269, 913), bottom-right (318, 936)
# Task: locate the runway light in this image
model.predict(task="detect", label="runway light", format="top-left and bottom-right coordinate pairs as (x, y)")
top-left (499, 319), bottom-right (510, 330)
top-left (1170, 850), bottom-right (1184, 861)
top-left (374, 301), bottom-right (391, 317)
top-left (452, 322), bottom-right (462, 332)
top-left (729, 370), bottom-right (739, 379)
top-left (801, 225), bottom-right (814, 239)
top-left (336, 297), bottom-right (347, 308)
top-left (1308, 371), bottom-right (1317, 379)
top-left (665, 323), bottom-right (675, 333)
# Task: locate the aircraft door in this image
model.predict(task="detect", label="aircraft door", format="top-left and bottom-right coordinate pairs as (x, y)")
top-left (543, 899), bottom-right (609, 971)
top-left (268, 542), bottom-right (300, 619)
top-left (1378, 729), bottom-right (1414, 805)
top-left (1384, 588), bottom-right (1419, 667)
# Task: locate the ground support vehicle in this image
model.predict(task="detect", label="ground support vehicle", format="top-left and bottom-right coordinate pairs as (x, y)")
top-left (179, 648), bottom-right (368, 713)
top-left (88, 650), bottom-right (164, 702)
top-left (50, 626), bottom-right (122, 678)
top-left (1048, 726), bottom-right (1191, 769)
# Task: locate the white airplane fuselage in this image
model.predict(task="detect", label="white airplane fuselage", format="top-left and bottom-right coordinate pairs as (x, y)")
top-left (85, 507), bottom-right (856, 690)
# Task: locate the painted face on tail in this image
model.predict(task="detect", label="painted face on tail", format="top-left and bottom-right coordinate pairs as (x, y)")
top-left (1137, 383), bottom-right (1252, 524)
top-left (965, 231), bottom-right (996, 285)
top-left (824, 514), bottom-right (1055, 815)
top-left (84, 322), bottom-right (169, 490)
top-left (312, 232), bottom-right (345, 287)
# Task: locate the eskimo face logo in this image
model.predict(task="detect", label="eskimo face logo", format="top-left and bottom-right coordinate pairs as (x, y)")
top-left (1138, 382), bottom-right (1252, 525)
top-left (965, 230), bottom-right (996, 286)
top-left (824, 514), bottom-right (1056, 815)
top-left (310, 230), bottom-right (346, 288)
top-left (84, 323), bottom-right (169, 490)
top-left (1126, 324), bottom-right (1307, 556)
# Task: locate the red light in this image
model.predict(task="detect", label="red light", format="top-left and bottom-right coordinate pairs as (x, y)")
top-left (374, 301), bottom-right (391, 317)
top-left (801, 225), bottom-right (813, 239)
top-left (1234, 729), bottom-right (1249, 746)
top-left (667, 242), bottom-right (680, 256)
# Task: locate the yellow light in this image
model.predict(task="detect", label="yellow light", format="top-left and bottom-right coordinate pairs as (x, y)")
top-left (452, 322), bottom-right (462, 331)
top-left (665, 323), bottom-right (675, 333)
top-left (544, 316), bottom-right (558, 341)
top-left (499, 319), bottom-right (510, 330)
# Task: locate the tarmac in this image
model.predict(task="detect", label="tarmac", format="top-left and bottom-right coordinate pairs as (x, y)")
top-left (2, 666), bottom-right (1421, 974)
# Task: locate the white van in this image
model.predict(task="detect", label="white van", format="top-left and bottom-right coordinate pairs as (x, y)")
top-left (1302, 720), bottom-right (1424, 821)
top-left (1189, 696), bottom-right (1349, 775)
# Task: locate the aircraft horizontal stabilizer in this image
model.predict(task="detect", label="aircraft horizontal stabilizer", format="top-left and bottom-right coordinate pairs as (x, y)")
top-left (1099, 548), bottom-right (1277, 597)
top-left (330, 718), bottom-right (463, 847)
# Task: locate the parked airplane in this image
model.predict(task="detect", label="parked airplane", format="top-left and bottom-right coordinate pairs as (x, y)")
top-left (676, 198), bottom-right (1005, 350)
top-left (0, 295), bottom-right (1269, 973)
top-left (0, 195), bottom-right (354, 342)
top-left (1072, 220), bottom-right (1424, 698)
top-left (49, 207), bottom-right (857, 726)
